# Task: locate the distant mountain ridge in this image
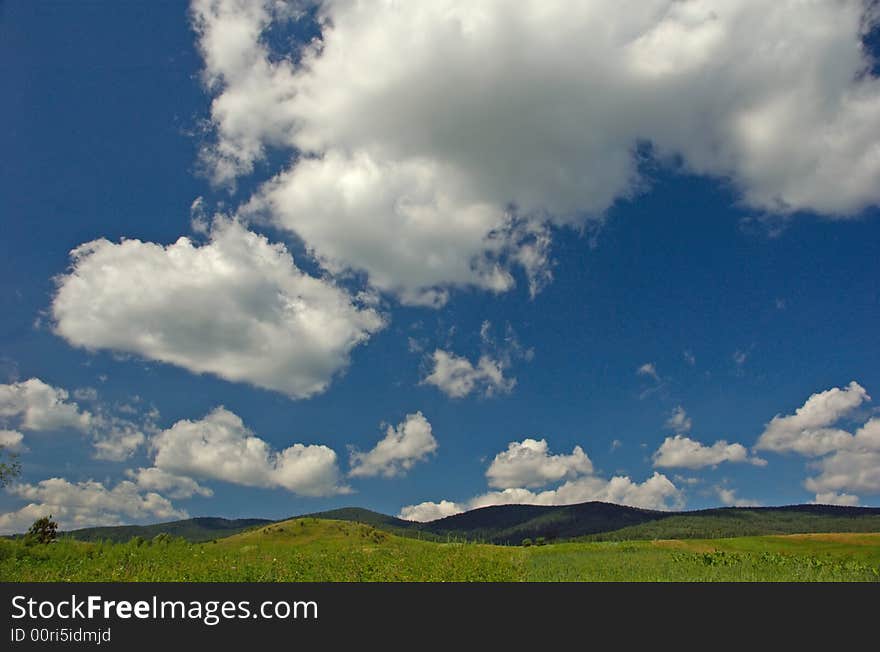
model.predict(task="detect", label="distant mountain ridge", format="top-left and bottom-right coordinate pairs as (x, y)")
top-left (54, 502), bottom-right (880, 544)
top-left (59, 517), bottom-right (272, 543)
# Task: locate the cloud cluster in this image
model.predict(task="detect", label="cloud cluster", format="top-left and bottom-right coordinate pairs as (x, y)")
top-left (486, 438), bottom-right (593, 489)
top-left (400, 472), bottom-right (683, 522)
top-left (0, 378), bottom-right (91, 433)
top-left (149, 407), bottom-right (349, 496)
top-left (196, 0), bottom-right (880, 305)
top-left (349, 412), bottom-right (437, 478)
top-left (0, 378), bottom-right (151, 460)
top-left (399, 437), bottom-right (682, 521)
top-left (653, 435), bottom-right (766, 469)
top-left (755, 382), bottom-right (879, 505)
top-left (52, 219), bottom-right (385, 399)
top-left (0, 478), bottom-right (188, 535)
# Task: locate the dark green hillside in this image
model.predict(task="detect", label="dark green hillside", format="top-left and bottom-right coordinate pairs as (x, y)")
top-left (581, 505), bottom-right (880, 541)
top-left (422, 501), bottom-right (665, 544)
top-left (61, 517), bottom-right (272, 543)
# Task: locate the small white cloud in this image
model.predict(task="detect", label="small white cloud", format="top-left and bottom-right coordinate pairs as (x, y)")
top-left (72, 387), bottom-right (98, 402)
top-left (653, 435), bottom-right (766, 469)
top-left (486, 438), bottom-right (593, 489)
top-left (665, 406), bottom-right (692, 434)
top-left (636, 363), bottom-right (659, 381)
top-left (397, 500), bottom-right (464, 523)
top-left (683, 351), bottom-right (696, 366)
top-left (422, 349), bottom-right (514, 398)
top-left (150, 407), bottom-right (349, 496)
top-left (733, 350), bottom-right (748, 367)
top-left (716, 486), bottom-right (761, 507)
top-left (349, 412), bottom-right (438, 478)
top-left (0, 429), bottom-right (25, 453)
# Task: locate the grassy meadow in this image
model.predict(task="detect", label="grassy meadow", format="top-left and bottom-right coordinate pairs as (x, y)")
top-left (2, 518), bottom-right (879, 582)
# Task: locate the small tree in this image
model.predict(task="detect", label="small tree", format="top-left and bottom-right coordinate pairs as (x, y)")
top-left (25, 516), bottom-right (58, 545)
top-left (521, 538), bottom-right (533, 547)
top-left (0, 447), bottom-right (21, 488)
top-left (535, 536), bottom-right (546, 546)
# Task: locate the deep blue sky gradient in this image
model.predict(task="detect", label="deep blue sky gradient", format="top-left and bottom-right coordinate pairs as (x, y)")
top-left (1, 2), bottom-right (879, 519)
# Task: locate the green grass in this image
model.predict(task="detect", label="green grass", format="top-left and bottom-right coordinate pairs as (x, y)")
top-left (2, 519), bottom-right (878, 582)
top-left (579, 511), bottom-right (880, 542)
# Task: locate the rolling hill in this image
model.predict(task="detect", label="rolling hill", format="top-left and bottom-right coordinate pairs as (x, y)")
top-left (59, 517), bottom-right (272, 543)
top-left (52, 502), bottom-right (880, 544)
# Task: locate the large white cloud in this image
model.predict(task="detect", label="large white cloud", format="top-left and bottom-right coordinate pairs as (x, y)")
top-left (150, 407), bottom-right (349, 496)
top-left (486, 438), bottom-right (593, 489)
top-left (349, 411), bottom-right (438, 478)
top-left (0, 478), bottom-right (187, 535)
top-left (421, 349), bottom-right (515, 398)
top-left (196, 0), bottom-right (880, 303)
top-left (653, 435), bottom-right (766, 469)
top-left (52, 219), bottom-right (385, 399)
top-left (755, 381), bottom-right (870, 456)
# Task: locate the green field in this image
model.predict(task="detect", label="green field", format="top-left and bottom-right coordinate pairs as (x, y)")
top-left (2, 518), bottom-right (879, 582)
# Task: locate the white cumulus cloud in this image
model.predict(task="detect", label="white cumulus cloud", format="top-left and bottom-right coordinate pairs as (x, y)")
top-left (0, 378), bottom-right (92, 432)
top-left (150, 406), bottom-right (349, 496)
top-left (52, 219), bottom-right (385, 399)
top-left (755, 384), bottom-right (880, 503)
top-left (397, 500), bottom-right (463, 523)
top-left (486, 438), bottom-right (593, 489)
top-left (125, 467), bottom-right (214, 500)
top-left (196, 0), bottom-right (880, 304)
top-left (755, 381), bottom-right (870, 456)
top-left (0, 430), bottom-right (25, 453)
top-left (422, 349), bottom-right (514, 398)
top-left (349, 412), bottom-right (438, 478)
top-left (653, 435), bottom-right (766, 469)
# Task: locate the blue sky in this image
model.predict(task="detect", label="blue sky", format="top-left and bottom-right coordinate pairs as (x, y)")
top-left (1, 1), bottom-right (880, 531)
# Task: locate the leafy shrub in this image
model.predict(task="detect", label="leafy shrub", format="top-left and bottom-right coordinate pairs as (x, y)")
top-left (521, 538), bottom-right (533, 547)
top-left (24, 516), bottom-right (58, 545)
